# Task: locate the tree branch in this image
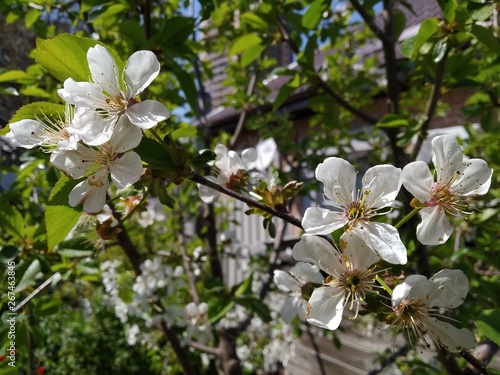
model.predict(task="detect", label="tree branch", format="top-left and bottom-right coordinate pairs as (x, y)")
top-left (188, 340), bottom-right (221, 356)
top-left (177, 208), bottom-right (201, 305)
top-left (462, 341), bottom-right (498, 375)
top-left (229, 68), bottom-right (259, 148)
top-left (349, 0), bottom-right (390, 45)
top-left (110, 206), bottom-right (198, 375)
top-left (276, 15), bottom-right (378, 125)
top-left (411, 54), bottom-right (448, 161)
top-left (190, 172), bottom-right (303, 229)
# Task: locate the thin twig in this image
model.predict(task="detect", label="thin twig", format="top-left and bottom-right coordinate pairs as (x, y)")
top-left (276, 15), bottom-right (378, 125)
top-left (229, 68), bottom-right (258, 148)
top-left (349, 0), bottom-right (390, 45)
top-left (462, 347), bottom-right (494, 375)
top-left (411, 54), bottom-right (448, 161)
top-left (190, 172), bottom-right (303, 229)
top-left (367, 344), bottom-right (410, 375)
top-left (188, 340), bottom-right (221, 356)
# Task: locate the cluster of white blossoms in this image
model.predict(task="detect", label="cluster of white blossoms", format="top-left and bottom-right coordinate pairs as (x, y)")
top-left (279, 134), bottom-right (492, 352)
top-left (6, 44), bottom-right (170, 213)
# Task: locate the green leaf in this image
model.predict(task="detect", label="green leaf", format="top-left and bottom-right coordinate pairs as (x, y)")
top-left (241, 12), bottom-right (268, 31)
top-left (233, 273), bottom-right (253, 297)
top-left (171, 126), bottom-right (197, 141)
top-left (25, 9), bottom-right (41, 28)
top-left (0, 204), bottom-right (25, 241)
top-left (0, 246), bottom-right (20, 263)
top-left (0, 70), bottom-right (30, 83)
top-left (433, 39), bottom-right (448, 63)
top-left (302, 0), bottom-right (328, 29)
top-left (375, 113), bottom-right (410, 128)
top-left (470, 24), bottom-right (500, 54)
top-left (400, 37), bottom-right (415, 59)
top-left (229, 33), bottom-right (262, 57)
top-left (45, 176), bottom-right (84, 251)
top-left (15, 259), bottom-right (41, 293)
top-left (169, 61), bottom-right (198, 113)
top-left (20, 86), bottom-right (51, 98)
top-left (437, 0), bottom-right (457, 22)
top-left (392, 9), bottom-right (407, 40)
top-left (471, 3), bottom-right (495, 22)
top-left (134, 137), bottom-right (176, 170)
top-left (208, 296), bottom-right (235, 324)
top-left (272, 73), bottom-right (301, 110)
top-left (8, 102), bottom-right (65, 126)
top-left (190, 149), bottom-right (216, 170)
top-left (241, 43), bottom-right (266, 68)
top-left (57, 236), bottom-right (95, 258)
top-left (474, 309), bottom-right (500, 346)
top-left (236, 296), bottom-right (272, 322)
top-left (412, 18), bottom-right (439, 57)
top-left (35, 34), bottom-right (123, 82)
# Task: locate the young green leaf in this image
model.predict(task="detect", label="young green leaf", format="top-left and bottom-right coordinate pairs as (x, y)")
top-left (45, 176), bottom-right (84, 251)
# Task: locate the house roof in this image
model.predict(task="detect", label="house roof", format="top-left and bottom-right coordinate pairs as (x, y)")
top-left (203, 0), bottom-right (443, 131)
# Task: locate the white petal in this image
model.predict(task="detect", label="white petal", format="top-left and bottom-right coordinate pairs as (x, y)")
top-left (241, 148), bottom-right (258, 169)
top-left (110, 152), bottom-right (143, 188)
top-left (362, 223), bottom-right (407, 264)
top-left (68, 179), bottom-right (109, 213)
top-left (293, 235), bottom-right (342, 275)
top-left (124, 50), bottom-right (160, 96)
top-left (281, 297), bottom-right (300, 323)
top-left (58, 78), bottom-right (107, 108)
top-left (214, 144), bottom-right (231, 174)
top-left (76, 111), bottom-right (113, 146)
top-left (50, 146), bottom-right (96, 179)
top-left (302, 207), bottom-right (346, 235)
top-left (307, 286), bottom-right (345, 330)
top-left (197, 175), bottom-right (220, 203)
top-left (87, 44), bottom-right (120, 97)
top-left (110, 119), bottom-right (143, 151)
top-left (392, 275), bottom-right (428, 306)
top-left (402, 161), bottom-right (434, 203)
top-left (6, 120), bottom-right (43, 148)
top-left (426, 269), bottom-right (469, 308)
top-left (273, 270), bottom-right (301, 293)
top-left (340, 230), bottom-right (379, 270)
top-left (424, 317), bottom-right (475, 352)
top-left (362, 165), bottom-right (402, 209)
top-left (315, 157), bottom-right (356, 203)
top-left (228, 150), bottom-right (244, 173)
top-left (290, 262), bottom-right (324, 284)
top-left (126, 100), bottom-right (170, 129)
top-left (416, 207), bottom-right (453, 245)
top-left (452, 159), bottom-right (493, 197)
top-left (432, 135), bottom-right (464, 184)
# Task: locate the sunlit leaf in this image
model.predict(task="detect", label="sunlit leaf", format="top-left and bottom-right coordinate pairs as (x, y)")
top-left (45, 176), bottom-right (84, 251)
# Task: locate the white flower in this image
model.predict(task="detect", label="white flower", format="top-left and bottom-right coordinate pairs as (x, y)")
top-left (137, 197), bottom-right (166, 228)
top-left (390, 269), bottom-right (475, 352)
top-left (58, 44), bottom-right (170, 144)
top-left (273, 262), bottom-right (323, 323)
top-left (198, 144), bottom-right (258, 203)
top-left (403, 135), bottom-right (493, 245)
top-left (127, 324), bottom-right (140, 345)
top-left (303, 157), bottom-right (407, 264)
top-left (293, 231), bottom-right (380, 330)
top-left (6, 105), bottom-right (91, 151)
top-left (51, 120), bottom-right (143, 213)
